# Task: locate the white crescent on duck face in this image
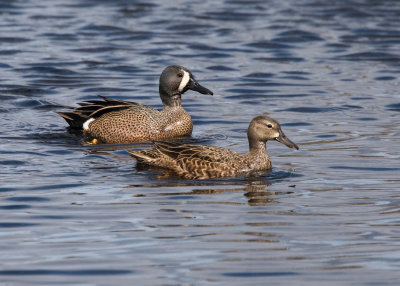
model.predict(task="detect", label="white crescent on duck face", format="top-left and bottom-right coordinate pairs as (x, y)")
top-left (178, 70), bottom-right (190, 93)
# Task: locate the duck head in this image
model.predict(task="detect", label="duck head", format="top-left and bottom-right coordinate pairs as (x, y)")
top-left (247, 116), bottom-right (299, 151)
top-left (159, 65), bottom-right (213, 107)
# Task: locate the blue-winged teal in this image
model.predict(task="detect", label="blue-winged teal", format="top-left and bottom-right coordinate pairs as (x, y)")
top-left (57, 65), bottom-right (213, 144)
top-left (129, 116), bottom-right (299, 179)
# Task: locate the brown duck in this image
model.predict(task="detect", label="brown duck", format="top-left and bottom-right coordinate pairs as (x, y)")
top-left (128, 116), bottom-right (299, 179)
top-left (57, 65), bottom-right (213, 144)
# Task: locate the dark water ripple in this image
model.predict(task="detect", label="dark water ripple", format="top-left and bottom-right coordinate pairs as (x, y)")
top-left (1, 0), bottom-right (400, 285)
top-left (0, 204), bottom-right (31, 210)
top-left (386, 103), bottom-right (400, 111)
top-left (336, 52), bottom-right (400, 62)
top-left (273, 30), bottom-right (324, 43)
top-left (0, 222), bottom-right (39, 228)
top-left (0, 269), bottom-right (133, 275)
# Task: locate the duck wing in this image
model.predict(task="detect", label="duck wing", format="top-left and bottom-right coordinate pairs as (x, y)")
top-left (153, 141), bottom-right (241, 179)
top-left (75, 95), bottom-right (141, 118)
top-left (57, 95), bottom-right (146, 129)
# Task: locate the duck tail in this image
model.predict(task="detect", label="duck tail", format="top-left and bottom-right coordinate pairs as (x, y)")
top-left (56, 111), bottom-right (89, 129)
top-left (127, 150), bottom-right (154, 163)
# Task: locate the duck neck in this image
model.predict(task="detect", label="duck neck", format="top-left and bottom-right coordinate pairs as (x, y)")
top-left (160, 92), bottom-right (182, 109)
top-left (247, 140), bottom-right (270, 169)
top-left (248, 140), bottom-right (267, 155)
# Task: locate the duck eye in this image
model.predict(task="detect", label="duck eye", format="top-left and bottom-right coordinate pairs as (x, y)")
top-left (267, 124), bottom-right (273, 128)
top-left (177, 73), bottom-right (183, 78)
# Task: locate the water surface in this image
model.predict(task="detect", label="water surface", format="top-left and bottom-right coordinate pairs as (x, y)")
top-left (1, 0), bottom-right (400, 285)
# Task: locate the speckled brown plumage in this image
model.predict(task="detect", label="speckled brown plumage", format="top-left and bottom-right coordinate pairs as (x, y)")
top-left (129, 116), bottom-right (299, 179)
top-left (57, 65), bottom-right (213, 144)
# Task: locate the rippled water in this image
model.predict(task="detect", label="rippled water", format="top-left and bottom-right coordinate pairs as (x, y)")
top-left (1, 0), bottom-right (400, 285)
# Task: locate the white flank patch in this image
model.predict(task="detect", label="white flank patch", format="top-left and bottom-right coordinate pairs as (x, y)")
top-left (178, 70), bottom-right (190, 92)
top-left (164, 121), bottom-right (182, 132)
top-left (83, 118), bottom-right (95, 131)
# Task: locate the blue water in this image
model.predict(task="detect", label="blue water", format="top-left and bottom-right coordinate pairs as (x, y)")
top-left (1, 0), bottom-right (400, 285)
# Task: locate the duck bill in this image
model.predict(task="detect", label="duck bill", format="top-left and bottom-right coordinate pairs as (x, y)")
top-left (276, 130), bottom-right (299, 150)
top-left (187, 78), bottom-right (213, 95)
